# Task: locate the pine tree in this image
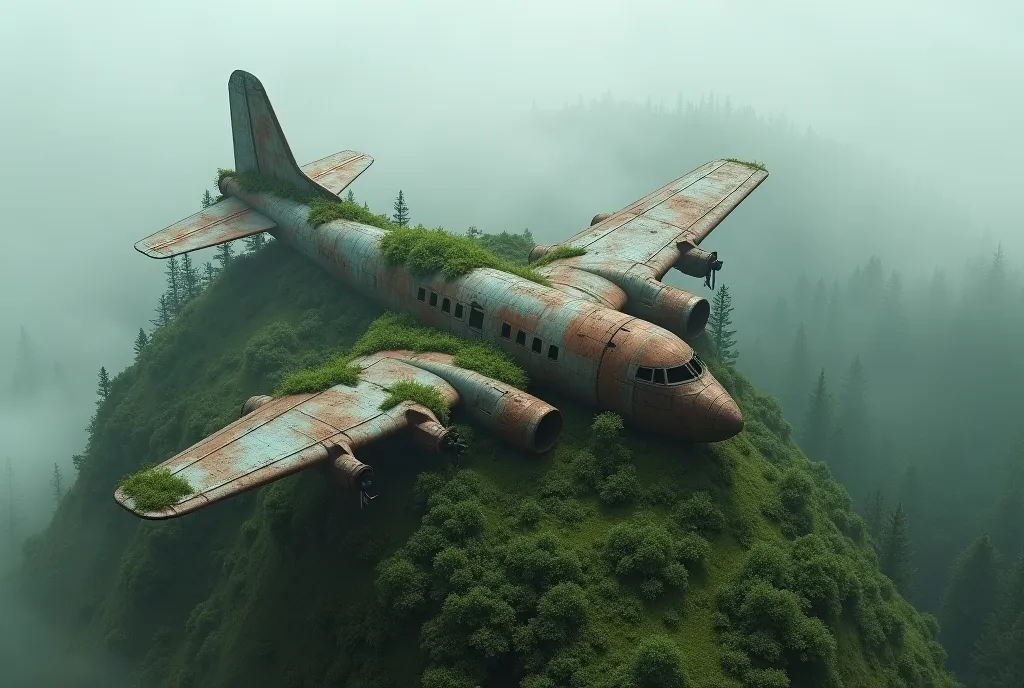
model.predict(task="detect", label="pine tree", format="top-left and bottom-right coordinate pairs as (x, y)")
top-left (708, 284), bottom-right (739, 364)
top-left (863, 487), bottom-right (886, 544)
top-left (244, 233), bottom-right (266, 252)
top-left (215, 242), bottom-right (234, 270)
top-left (51, 463), bottom-right (65, 504)
top-left (201, 189), bottom-right (215, 209)
top-left (202, 262), bottom-right (216, 287)
top-left (10, 325), bottom-right (41, 397)
top-left (133, 328), bottom-right (148, 359)
top-left (180, 253), bottom-right (200, 302)
top-left (801, 369), bottom-right (833, 460)
top-left (940, 534), bottom-right (1001, 676)
top-left (834, 356), bottom-right (869, 484)
top-left (881, 502), bottom-right (915, 596)
top-left (165, 255), bottom-right (181, 315)
top-left (971, 554), bottom-right (1024, 686)
top-left (3, 457), bottom-right (15, 555)
top-left (345, 189), bottom-right (355, 203)
top-left (787, 324), bottom-right (811, 417)
top-left (151, 293), bottom-right (171, 329)
top-left (466, 226), bottom-right (482, 239)
top-left (72, 453), bottom-right (85, 473)
top-left (392, 190), bottom-right (410, 227)
top-left (991, 441), bottom-right (1024, 561)
top-left (97, 367), bottom-right (110, 401)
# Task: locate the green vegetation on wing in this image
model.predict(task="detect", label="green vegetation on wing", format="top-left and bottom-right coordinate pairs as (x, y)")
top-left (15, 237), bottom-right (955, 688)
top-left (532, 244), bottom-right (587, 267)
top-left (724, 158), bottom-right (767, 171)
top-left (274, 312), bottom-right (527, 396)
top-left (118, 467), bottom-right (193, 512)
top-left (231, 171), bottom-right (549, 284)
top-left (378, 381), bottom-right (451, 424)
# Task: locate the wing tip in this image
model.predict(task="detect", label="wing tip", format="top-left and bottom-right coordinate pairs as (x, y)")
top-left (719, 158), bottom-right (769, 176)
top-left (112, 487), bottom-right (180, 520)
top-left (133, 241), bottom-right (169, 259)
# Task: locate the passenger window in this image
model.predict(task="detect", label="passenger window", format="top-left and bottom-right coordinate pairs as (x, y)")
top-left (441, 298), bottom-right (451, 313)
top-left (636, 366), bottom-right (653, 382)
top-left (417, 287), bottom-right (426, 302)
top-left (667, 364), bottom-right (695, 384)
top-left (469, 306), bottom-right (484, 329)
top-left (654, 369), bottom-right (666, 384)
top-left (548, 344), bottom-right (559, 361)
top-left (515, 330), bottom-right (526, 346)
top-left (531, 337), bottom-right (542, 353)
top-left (454, 303), bottom-right (464, 319)
top-left (429, 291), bottom-right (438, 307)
top-left (501, 323), bottom-right (511, 339)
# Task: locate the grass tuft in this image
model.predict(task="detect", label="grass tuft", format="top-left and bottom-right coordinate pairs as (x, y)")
top-left (378, 381), bottom-right (451, 424)
top-left (274, 357), bottom-right (362, 396)
top-left (119, 467), bottom-right (193, 512)
top-left (724, 158), bottom-right (767, 171)
top-left (380, 226), bottom-right (550, 285)
top-left (532, 244), bottom-right (587, 267)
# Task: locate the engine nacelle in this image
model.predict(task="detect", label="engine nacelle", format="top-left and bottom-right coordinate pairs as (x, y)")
top-left (674, 240), bottom-right (723, 284)
top-left (626, 279), bottom-right (710, 342)
top-left (591, 212), bottom-right (612, 226)
top-left (528, 244), bottom-right (553, 264)
top-left (240, 395), bottom-right (274, 417)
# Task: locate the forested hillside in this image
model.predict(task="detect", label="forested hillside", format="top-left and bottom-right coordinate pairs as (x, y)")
top-left (5, 209), bottom-right (959, 688)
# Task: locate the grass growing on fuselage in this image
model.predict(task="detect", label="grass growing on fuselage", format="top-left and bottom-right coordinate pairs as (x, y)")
top-left (273, 312), bottom-right (527, 397)
top-left (724, 158), bottom-right (767, 171)
top-left (230, 171), bottom-right (548, 284)
top-left (118, 467), bottom-right (194, 512)
top-left (531, 244), bottom-right (588, 267)
top-left (378, 381), bottom-right (451, 424)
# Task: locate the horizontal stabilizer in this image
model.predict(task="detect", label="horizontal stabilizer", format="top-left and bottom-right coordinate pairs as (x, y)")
top-left (134, 196), bottom-right (277, 258)
top-left (301, 151), bottom-right (374, 196)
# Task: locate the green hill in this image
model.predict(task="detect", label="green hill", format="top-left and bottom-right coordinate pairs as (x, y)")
top-left (15, 239), bottom-right (956, 688)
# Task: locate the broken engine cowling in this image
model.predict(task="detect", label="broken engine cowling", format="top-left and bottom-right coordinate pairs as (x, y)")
top-left (674, 240), bottom-right (723, 288)
top-left (240, 394), bottom-right (274, 417)
top-left (625, 279), bottom-right (710, 342)
top-left (528, 244), bottom-right (553, 264)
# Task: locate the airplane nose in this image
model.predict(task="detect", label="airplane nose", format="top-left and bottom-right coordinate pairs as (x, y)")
top-left (708, 394), bottom-right (744, 440)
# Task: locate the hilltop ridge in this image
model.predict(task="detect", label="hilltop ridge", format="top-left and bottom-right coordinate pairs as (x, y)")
top-left (15, 237), bottom-right (956, 687)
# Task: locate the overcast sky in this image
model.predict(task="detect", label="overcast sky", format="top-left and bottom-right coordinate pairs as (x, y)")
top-left (0, 0), bottom-right (1020, 398)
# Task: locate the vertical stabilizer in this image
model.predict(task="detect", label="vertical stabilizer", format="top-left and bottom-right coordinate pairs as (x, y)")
top-left (227, 70), bottom-right (335, 199)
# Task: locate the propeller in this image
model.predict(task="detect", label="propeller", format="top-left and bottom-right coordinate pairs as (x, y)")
top-left (704, 252), bottom-right (723, 290)
top-left (358, 476), bottom-right (378, 509)
top-left (441, 427), bottom-right (469, 467)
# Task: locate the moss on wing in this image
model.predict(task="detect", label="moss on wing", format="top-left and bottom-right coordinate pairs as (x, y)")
top-left (119, 467), bottom-right (193, 512)
top-left (379, 380), bottom-right (451, 424)
top-left (380, 225), bottom-right (550, 285)
top-left (273, 313), bottom-right (527, 397)
top-left (274, 357), bottom-right (362, 396)
top-left (724, 158), bottom-right (767, 171)
top-left (531, 244), bottom-right (587, 267)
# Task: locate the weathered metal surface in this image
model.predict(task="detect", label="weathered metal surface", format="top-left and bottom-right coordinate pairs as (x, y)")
top-left (300, 151), bottom-right (374, 197)
top-left (113, 357), bottom-right (461, 519)
top-left (228, 70), bottom-right (337, 199)
top-left (134, 196), bottom-right (277, 259)
top-left (120, 71), bottom-right (770, 519)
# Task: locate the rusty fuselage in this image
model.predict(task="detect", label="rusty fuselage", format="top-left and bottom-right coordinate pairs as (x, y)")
top-left (222, 178), bottom-right (743, 442)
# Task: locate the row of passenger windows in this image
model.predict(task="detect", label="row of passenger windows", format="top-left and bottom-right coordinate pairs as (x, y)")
top-left (417, 285), bottom-right (561, 361)
top-left (635, 357), bottom-right (705, 385)
top-left (500, 322), bottom-right (559, 360)
top-left (417, 287), bottom-right (484, 328)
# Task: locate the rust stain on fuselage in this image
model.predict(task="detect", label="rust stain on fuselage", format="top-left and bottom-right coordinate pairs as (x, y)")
top-left (222, 179), bottom-right (742, 442)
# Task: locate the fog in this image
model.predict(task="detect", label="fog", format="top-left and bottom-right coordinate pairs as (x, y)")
top-left (1, 0), bottom-right (1022, 681)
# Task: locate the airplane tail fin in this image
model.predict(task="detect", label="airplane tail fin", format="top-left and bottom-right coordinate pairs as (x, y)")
top-left (227, 70), bottom-right (335, 199)
top-left (134, 71), bottom-right (375, 259)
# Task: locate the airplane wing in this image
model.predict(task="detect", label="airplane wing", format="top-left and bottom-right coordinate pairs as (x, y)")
top-left (134, 150), bottom-right (373, 259)
top-left (113, 358), bottom-right (459, 519)
top-left (300, 151), bottom-right (373, 196)
top-left (554, 160), bottom-right (767, 279)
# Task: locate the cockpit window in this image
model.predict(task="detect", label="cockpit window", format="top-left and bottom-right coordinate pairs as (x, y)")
top-left (636, 366), bottom-right (653, 382)
top-left (666, 364), bottom-right (696, 384)
top-left (653, 368), bottom-right (666, 384)
top-left (690, 356), bottom-right (704, 376)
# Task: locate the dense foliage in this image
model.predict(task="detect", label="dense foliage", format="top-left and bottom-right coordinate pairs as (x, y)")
top-left (9, 229), bottom-right (959, 687)
top-left (118, 468), bottom-right (193, 512)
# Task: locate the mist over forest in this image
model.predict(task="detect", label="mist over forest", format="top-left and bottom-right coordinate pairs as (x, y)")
top-left (2, 1), bottom-right (1024, 687)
